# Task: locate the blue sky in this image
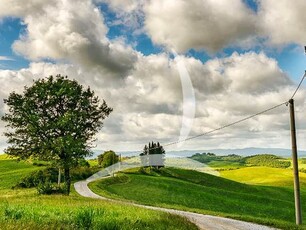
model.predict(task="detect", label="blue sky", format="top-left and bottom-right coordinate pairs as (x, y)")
top-left (0, 0), bottom-right (306, 151)
top-left (1, 8), bottom-right (305, 81)
top-left (0, 18), bottom-right (29, 69)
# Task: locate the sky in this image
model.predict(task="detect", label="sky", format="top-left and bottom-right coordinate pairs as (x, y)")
top-left (0, 0), bottom-right (306, 153)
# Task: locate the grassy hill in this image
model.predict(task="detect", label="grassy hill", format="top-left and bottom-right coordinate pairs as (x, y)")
top-left (0, 156), bottom-right (197, 230)
top-left (220, 166), bottom-right (306, 187)
top-left (89, 167), bottom-right (306, 229)
top-left (190, 153), bottom-right (291, 170)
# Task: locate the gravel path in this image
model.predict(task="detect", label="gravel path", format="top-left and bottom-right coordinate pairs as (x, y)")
top-left (74, 180), bottom-right (278, 230)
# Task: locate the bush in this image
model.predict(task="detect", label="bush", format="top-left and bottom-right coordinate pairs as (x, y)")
top-left (70, 166), bottom-right (100, 181)
top-left (37, 181), bottom-right (54, 195)
top-left (32, 162), bottom-right (49, 166)
top-left (97, 151), bottom-right (119, 168)
top-left (14, 164), bottom-right (99, 190)
top-left (13, 167), bottom-right (58, 189)
top-left (13, 163), bottom-right (99, 195)
top-left (78, 158), bottom-right (90, 167)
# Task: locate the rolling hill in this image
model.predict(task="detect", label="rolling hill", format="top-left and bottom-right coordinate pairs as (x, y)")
top-left (89, 167), bottom-right (306, 229)
top-left (0, 156), bottom-right (197, 230)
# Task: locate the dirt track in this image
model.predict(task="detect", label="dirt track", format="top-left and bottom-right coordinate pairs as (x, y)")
top-left (74, 180), bottom-right (278, 230)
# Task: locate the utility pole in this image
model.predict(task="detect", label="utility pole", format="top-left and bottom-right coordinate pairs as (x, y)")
top-left (289, 98), bottom-right (302, 225)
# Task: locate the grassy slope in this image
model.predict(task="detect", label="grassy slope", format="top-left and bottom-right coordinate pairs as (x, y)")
top-left (0, 156), bottom-right (42, 193)
top-left (0, 157), bottom-right (197, 230)
top-left (207, 160), bottom-right (244, 169)
top-left (220, 166), bottom-right (306, 187)
top-left (89, 167), bottom-right (305, 229)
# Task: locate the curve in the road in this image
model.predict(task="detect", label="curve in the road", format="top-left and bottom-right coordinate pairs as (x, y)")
top-left (74, 179), bottom-right (278, 230)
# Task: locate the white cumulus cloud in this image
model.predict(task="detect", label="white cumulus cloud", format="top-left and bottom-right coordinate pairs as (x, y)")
top-left (0, 51), bottom-right (303, 151)
top-left (258, 0), bottom-right (306, 46)
top-left (144, 0), bottom-right (257, 52)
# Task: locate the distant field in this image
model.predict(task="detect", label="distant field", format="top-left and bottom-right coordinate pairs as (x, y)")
top-left (191, 153), bottom-right (292, 170)
top-left (207, 160), bottom-right (244, 169)
top-left (90, 167), bottom-right (305, 229)
top-left (0, 158), bottom-right (42, 193)
top-left (220, 166), bottom-right (306, 187)
top-left (0, 158), bottom-right (197, 230)
top-left (0, 154), bottom-right (9, 160)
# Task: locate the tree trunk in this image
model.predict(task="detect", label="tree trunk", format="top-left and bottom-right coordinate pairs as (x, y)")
top-left (57, 168), bottom-right (61, 187)
top-left (64, 167), bottom-right (71, 195)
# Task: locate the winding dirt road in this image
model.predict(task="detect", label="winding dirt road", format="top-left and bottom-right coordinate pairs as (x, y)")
top-left (74, 180), bottom-right (278, 230)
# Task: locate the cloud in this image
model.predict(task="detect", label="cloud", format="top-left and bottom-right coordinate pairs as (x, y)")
top-left (0, 0), bottom-right (51, 18)
top-left (258, 0), bottom-right (306, 46)
top-left (0, 56), bottom-right (14, 61)
top-left (0, 0), bottom-right (138, 76)
top-left (144, 0), bottom-right (256, 52)
top-left (0, 0), bottom-right (305, 152)
top-left (96, 0), bottom-right (145, 32)
top-left (143, 0), bottom-right (306, 51)
top-left (0, 51), bottom-right (303, 151)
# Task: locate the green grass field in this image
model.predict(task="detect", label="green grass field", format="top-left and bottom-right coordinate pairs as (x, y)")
top-left (207, 160), bottom-right (244, 169)
top-left (89, 167), bottom-right (306, 229)
top-left (220, 166), bottom-right (306, 187)
top-left (0, 156), bottom-right (197, 230)
top-left (0, 156), bottom-right (42, 194)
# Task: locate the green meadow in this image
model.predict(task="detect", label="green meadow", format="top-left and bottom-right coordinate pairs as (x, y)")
top-left (0, 155), bottom-right (197, 230)
top-left (3, 152), bottom-right (306, 230)
top-left (220, 166), bottom-right (306, 187)
top-left (90, 167), bottom-right (306, 230)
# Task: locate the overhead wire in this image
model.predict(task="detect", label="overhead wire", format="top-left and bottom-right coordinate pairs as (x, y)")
top-left (291, 71), bottom-right (306, 99)
top-left (164, 101), bottom-right (288, 147)
top-left (135, 71), bottom-right (306, 153)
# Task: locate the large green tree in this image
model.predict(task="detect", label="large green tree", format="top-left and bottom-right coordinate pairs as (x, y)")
top-left (2, 75), bottom-right (112, 194)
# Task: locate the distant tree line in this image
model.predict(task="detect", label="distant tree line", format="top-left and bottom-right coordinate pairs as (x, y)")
top-left (190, 153), bottom-right (290, 168)
top-left (244, 154), bottom-right (290, 168)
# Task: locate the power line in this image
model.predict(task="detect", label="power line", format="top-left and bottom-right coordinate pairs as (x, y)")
top-left (164, 101), bottom-right (288, 147)
top-left (136, 71), bottom-right (306, 153)
top-left (291, 71), bottom-right (306, 99)
top-left (163, 71), bottom-right (306, 148)
top-left (133, 100), bottom-right (288, 154)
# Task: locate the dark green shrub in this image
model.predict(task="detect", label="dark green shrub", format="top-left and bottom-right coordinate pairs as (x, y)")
top-left (37, 181), bottom-right (54, 195)
top-left (78, 158), bottom-right (90, 167)
top-left (97, 151), bottom-right (119, 167)
top-left (14, 167), bottom-right (58, 189)
top-left (14, 165), bottom-right (98, 189)
top-left (70, 166), bottom-right (100, 180)
top-left (32, 162), bottom-right (48, 166)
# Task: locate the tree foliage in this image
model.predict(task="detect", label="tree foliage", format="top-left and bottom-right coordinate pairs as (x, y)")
top-left (190, 153), bottom-right (290, 169)
top-left (97, 150), bottom-right (119, 168)
top-left (244, 154), bottom-right (290, 168)
top-left (2, 75), bottom-right (113, 194)
top-left (140, 141), bottom-right (165, 168)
